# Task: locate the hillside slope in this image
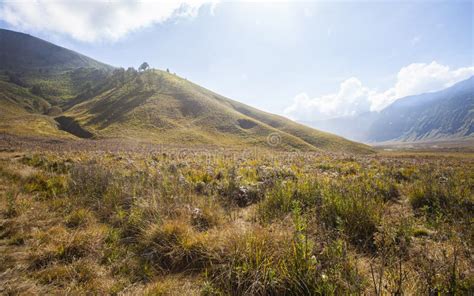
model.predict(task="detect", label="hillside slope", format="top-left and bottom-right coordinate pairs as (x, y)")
top-left (0, 28), bottom-right (111, 72)
top-left (0, 80), bottom-right (73, 138)
top-left (0, 29), bottom-right (372, 153)
top-left (65, 70), bottom-right (371, 153)
top-left (305, 77), bottom-right (474, 144)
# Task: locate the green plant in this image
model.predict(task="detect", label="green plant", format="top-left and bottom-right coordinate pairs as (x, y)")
top-left (320, 179), bottom-right (383, 250)
top-left (24, 173), bottom-right (68, 198)
top-left (65, 208), bottom-right (93, 228)
top-left (5, 190), bottom-right (18, 218)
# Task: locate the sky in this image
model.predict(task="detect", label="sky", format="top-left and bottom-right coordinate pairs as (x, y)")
top-left (0, 0), bottom-right (472, 121)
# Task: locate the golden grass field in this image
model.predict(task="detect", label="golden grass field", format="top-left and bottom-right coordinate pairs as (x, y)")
top-left (0, 134), bottom-right (472, 295)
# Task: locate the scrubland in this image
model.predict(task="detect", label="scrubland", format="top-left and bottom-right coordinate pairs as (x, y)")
top-left (0, 135), bottom-right (472, 295)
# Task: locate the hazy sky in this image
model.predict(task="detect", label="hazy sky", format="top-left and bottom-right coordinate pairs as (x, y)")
top-left (0, 0), bottom-right (472, 120)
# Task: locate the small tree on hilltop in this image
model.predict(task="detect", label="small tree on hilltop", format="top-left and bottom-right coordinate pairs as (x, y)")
top-left (139, 62), bottom-right (150, 72)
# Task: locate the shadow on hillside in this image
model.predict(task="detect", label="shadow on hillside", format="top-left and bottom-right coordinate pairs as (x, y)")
top-left (86, 89), bottom-right (155, 129)
top-left (55, 116), bottom-right (94, 138)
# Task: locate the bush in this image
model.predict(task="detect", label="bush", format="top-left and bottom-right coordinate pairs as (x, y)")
top-left (258, 179), bottom-right (321, 221)
top-left (408, 170), bottom-right (473, 222)
top-left (217, 167), bottom-right (264, 207)
top-left (5, 190), bottom-right (18, 218)
top-left (207, 221), bottom-right (363, 295)
top-left (24, 173), bottom-right (68, 199)
top-left (320, 178), bottom-right (384, 250)
top-left (190, 205), bottom-right (222, 231)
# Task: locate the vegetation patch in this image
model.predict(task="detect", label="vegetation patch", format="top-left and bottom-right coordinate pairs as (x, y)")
top-left (0, 141), bottom-right (472, 295)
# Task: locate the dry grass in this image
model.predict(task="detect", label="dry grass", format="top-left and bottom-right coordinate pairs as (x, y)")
top-left (0, 137), bottom-right (472, 295)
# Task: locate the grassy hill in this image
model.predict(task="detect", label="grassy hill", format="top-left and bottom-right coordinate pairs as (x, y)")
top-left (64, 69), bottom-right (371, 153)
top-left (0, 29), bottom-right (372, 154)
top-left (0, 80), bottom-right (73, 138)
top-left (0, 28), bottom-right (111, 72)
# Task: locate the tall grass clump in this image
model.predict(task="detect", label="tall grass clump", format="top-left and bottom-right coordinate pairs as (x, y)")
top-left (320, 176), bottom-right (385, 250)
top-left (408, 169), bottom-right (473, 222)
top-left (258, 179), bottom-right (322, 221)
top-left (207, 203), bottom-right (364, 295)
top-left (69, 163), bottom-right (112, 205)
top-left (139, 219), bottom-right (213, 274)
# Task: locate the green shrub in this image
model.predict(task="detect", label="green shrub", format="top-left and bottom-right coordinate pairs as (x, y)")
top-left (24, 173), bottom-right (68, 198)
top-left (320, 178), bottom-right (384, 250)
top-left (258, 179), bottom-right (321, 221)
top-left (21, 154), bottom-right (72, 174)
top-left (408, 171), bottom-right (473, 222)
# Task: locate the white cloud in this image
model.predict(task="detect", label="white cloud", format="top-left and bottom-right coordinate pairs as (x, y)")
top-left (0, 0), bottom-right (218, 42)
top-left (370, 61), bottom-right (474, 111)
top-left (284, 78), bottom-right (373, 122)
top-left (284, 61), bottom-right (474, 121)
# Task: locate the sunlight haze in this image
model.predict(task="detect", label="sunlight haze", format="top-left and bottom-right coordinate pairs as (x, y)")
top-left (1, 0), bottom-right (471, 118)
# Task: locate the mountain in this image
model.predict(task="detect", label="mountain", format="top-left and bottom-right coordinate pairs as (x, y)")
top-left (366, 77), bottom-right (474, 142)
top-left (304, 77), bottom-right (474, 144)
top-left (302, 111), bottom-right (379, 142)
top-left (0, 29), bottom-right (111, 72)
top-left (61, 69), bottom-right (372, 152)
top-left (0, 29), bottom-right (372, 154)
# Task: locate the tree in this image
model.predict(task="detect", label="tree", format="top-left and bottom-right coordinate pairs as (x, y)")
top-left (139, 62), bottom-right (150, 72)
top-left (166, 68), bottom-right (170, 73)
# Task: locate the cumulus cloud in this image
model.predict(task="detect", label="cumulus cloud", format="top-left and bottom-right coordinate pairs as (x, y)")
top-left (370, 61), bottom-right (474, 111)
top-left (284, 78), bottom-right (373, 122)
top-left (284, 61), bottom-right (474, 121)
top-left (0, 0), bottom-right (218, 42)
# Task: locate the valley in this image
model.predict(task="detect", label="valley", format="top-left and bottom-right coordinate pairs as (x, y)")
top-left (0, 17), bottom-right (472, 296)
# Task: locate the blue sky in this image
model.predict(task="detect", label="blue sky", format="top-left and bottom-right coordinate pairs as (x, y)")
top-left (0, 0), bottom-right (472, 120)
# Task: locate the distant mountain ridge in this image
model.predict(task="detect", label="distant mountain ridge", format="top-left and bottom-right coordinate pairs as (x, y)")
top-left (0, 29), bottom-right (372, 154)
top-left (367, 76), bottom-right (473, 142)
top-left (306, 77), bottom-right (474, 144)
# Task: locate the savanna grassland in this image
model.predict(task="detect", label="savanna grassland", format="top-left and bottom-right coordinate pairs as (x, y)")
top-left (0, 134), bottom-right (472, 295)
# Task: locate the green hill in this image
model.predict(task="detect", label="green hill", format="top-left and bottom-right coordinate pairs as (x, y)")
top-left (0, 79), bottom-right (73, 138)
top-left (0, 29), bottom-right (372, 153)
